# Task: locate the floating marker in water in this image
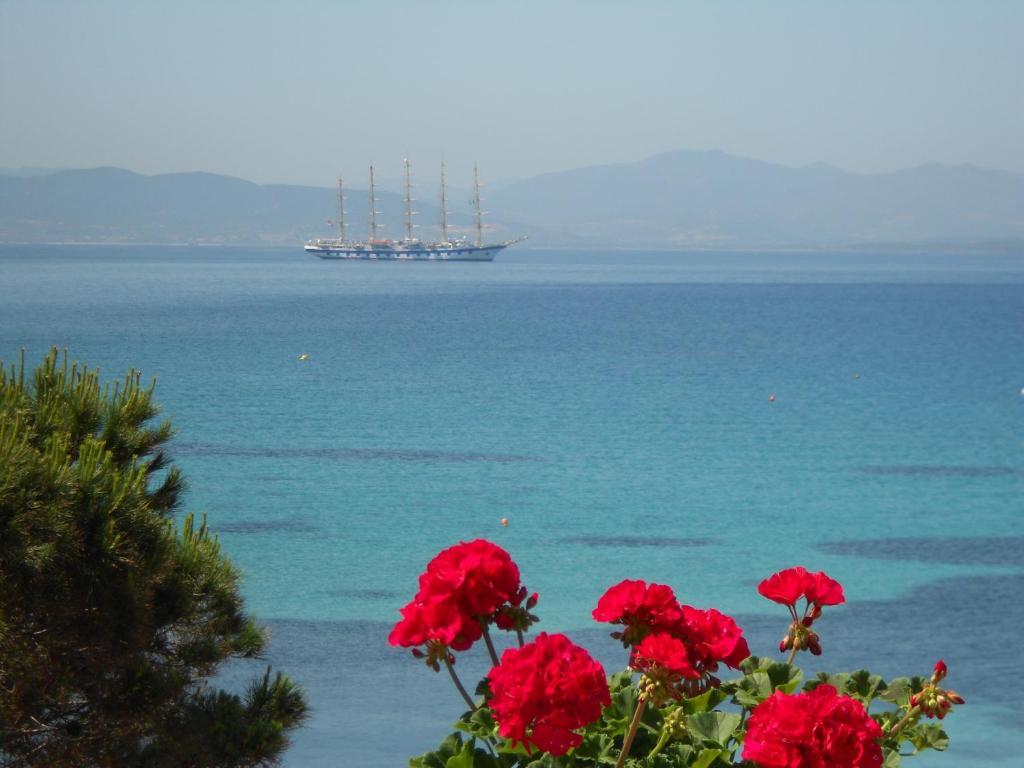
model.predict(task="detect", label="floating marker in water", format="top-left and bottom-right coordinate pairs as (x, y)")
top-left (500, 517), bottom-right (509, 527)
top-left (853, 373), bottom-right (860, 379)
top-left (768, 393), bottom-right (776, 402)
top-left (298, 353), bottom-right (309, 361)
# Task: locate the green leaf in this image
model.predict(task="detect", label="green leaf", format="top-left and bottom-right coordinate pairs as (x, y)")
top-left (804, 671), bottom-right (848, 693)
top-left (444, 741), bottom-right (476, 768)
top-left (691, 748), bottom-right (724, 768)
top-left (650, 743), bottom-right (695, 767)
top-left (410, 733), bottom-right (464, 768)
top-left (764, 661), bottom-right (803, 693)
top-left (882, 748), bottom-right (902, 768)
top-left (682, 688), bottom-right (728, 714)
top-left (908, 723), bottom-right (949, 753)
top-left (523, 753), bottom-right (561, 768)
top-left (454, 707), bottom-right (498, 741)
top-left (731, 658), bottom-right (804, 707)
top-left (573, 731), bottom-right (619, 765)
top-left (878, 676), bottom-right (926, 708)
top-left (598, 671), bottom-right (638, 734)
top-left (847, 670), bottom-right (887, 703)
top-left (687, 711), bottom-right (742, 748)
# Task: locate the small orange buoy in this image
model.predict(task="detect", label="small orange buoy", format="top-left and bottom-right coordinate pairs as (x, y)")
top-left (500, 517), bottom-right (509, 527)
top-left (768, 393), bottom-right (776, 402)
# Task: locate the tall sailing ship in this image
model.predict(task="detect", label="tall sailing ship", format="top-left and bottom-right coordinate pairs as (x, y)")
top-left (304, 159), bottom-right (523, 261)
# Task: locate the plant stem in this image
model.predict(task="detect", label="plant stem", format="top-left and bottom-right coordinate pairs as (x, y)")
top-left (482, 626), bottom-right (501, 667)
top-left (614, 697), bottom-right (647, 768)
top-left (786, 645), bottom-right (799, 665)
top-left (515, 628), bottom-right (525, 648)
top-left (646, 724), bottom-right (672, 760)
top-left (888, 705), bottom-right (921, 739)
top-left (444, 656), bottom-right (476, 712)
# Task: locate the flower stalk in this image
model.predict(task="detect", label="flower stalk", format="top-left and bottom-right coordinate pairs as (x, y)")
top-left (887, 705), bottom-right (920, 740)
top-left (482, 624), bottom-right (501, 667)
top-left (444, 656), bottom-right (476, 712)
top-left (647, 725), bottom-right (672, 760)
top-left (614, 695), bottom-right (647, 768)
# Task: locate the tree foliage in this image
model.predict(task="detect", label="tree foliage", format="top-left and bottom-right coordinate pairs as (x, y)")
top-left (0, 349), bottom-right (307, 767)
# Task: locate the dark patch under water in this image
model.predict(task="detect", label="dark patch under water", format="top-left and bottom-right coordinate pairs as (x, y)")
top-left (327, 588), bottom-right (399, 600)
top-left (818, 536), bottom-right (1024, 566)
top-left (215, 519), bottom-right (318, 535)
top-left (174, 442), bottom-right (537, 464)
top-left (561, 535), bottom-right (718, 548)
top-left (216, 573), bottom-right (1024, 768)
top-left (859, 465), bottom-right (1021, 477)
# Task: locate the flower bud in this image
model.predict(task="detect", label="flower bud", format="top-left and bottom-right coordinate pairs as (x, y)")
top-left (932, 660), bottom-right (947, 684)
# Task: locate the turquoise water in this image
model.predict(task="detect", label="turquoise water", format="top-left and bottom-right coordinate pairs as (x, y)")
top-left (2, 245), bottom-right (1022, 765)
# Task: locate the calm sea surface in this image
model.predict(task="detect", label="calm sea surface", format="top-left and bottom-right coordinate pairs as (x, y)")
top-left (1, 245), bottom-right (1022, 766)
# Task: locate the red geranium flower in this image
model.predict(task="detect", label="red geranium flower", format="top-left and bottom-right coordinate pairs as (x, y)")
top-left (759, 566), bottom-right (845, 658)
top-left (758, 567), bottom-right (846, 610)
top-left (679, 606), bottom-right (751, 671)
top-left (743, 685), bottom-right (883, 768)
top-left (631, 631), bottom-right (700, 680)
top-left (388, 594), bottom-right (482, 652)
top-left (419, 539), bottom-right (522, 616)
top-left (805, 571), bottom-right (845, 607)
top-left (592, 579), bottom-right (683, 646)
top-left (488, 633), bottom-right (610, 756)
top-left (757, 567), bottom-right (811, 607)
top-left (390, 539), bottom-right (530, 661)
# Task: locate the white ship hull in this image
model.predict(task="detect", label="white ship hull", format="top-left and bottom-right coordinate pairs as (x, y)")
top-left (305, 160), bottom-right (524, 263)
top-left (303, 243), bottom-right (508, 261)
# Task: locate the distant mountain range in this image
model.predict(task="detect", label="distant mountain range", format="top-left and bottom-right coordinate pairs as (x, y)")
top-left (2, 151), bottom-right (1023, 249)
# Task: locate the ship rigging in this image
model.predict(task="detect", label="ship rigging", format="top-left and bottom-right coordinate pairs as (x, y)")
top-left (304, 159), bottom-right (524, 261)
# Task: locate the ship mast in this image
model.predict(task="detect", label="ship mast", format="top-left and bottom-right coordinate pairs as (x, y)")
top-left (403, 156), bottom-right (416, 241)
top-left (368, 164), bottom-right (379, 240)
top-left (472, 162), bottom-right (483, 247)
top-left (336, 176), bottom-right (346, 241)
top-left (439, 158), bottom-right (448, 243)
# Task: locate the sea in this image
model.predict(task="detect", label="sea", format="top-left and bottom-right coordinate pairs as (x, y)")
top-left (1, 244), bottom-right (1022, 766)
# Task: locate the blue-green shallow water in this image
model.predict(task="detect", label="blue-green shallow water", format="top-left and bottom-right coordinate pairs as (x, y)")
top-left (1, 244), bottom-right (1022, 765)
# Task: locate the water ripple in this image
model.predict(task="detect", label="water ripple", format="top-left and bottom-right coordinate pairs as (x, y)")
top-left (818, 535), bottom-right (1024, 566)
top-left (561, 535), bottom-right (718, 548)
top-left (215, 519), bottom-right (318, 535)
top-left (859, 465), bottom-right (1021, 477)
top-left (174, 442), bottom-right (537, 464)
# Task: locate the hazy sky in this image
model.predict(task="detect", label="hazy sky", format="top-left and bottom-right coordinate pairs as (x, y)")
top-left (1, 0), bottom-right (1022, 187)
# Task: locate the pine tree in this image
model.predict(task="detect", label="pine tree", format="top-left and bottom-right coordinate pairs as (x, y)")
top-left (0, 349), bottom-right (307, 767)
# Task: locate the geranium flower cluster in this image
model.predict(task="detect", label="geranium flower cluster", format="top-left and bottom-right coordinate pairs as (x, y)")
top-left (388, 539), bottom-right (536, 667)
top-left (593, 579), bottom-right (750, 695)
top-left (487, 632), bottom-right (611, 756)
top-left (758, 566), bottom-right (845, 657)
top-left (394, 544), bottom-right (965, 768)
top-left (910, 660), bottom-right (965, 720)
top-left (743, 684), bottom-right (883, 768)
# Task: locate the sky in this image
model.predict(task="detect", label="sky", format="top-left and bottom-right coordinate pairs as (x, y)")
top-left (1, 0), bottom-right (1022, 187)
